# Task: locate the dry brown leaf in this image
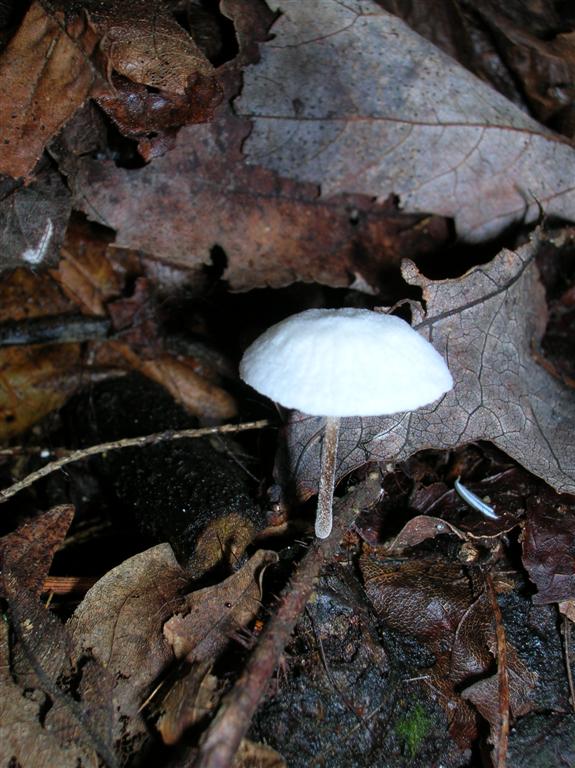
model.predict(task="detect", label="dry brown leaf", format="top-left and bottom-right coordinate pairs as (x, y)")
top-left (139, 354), bottom-right (238, 421)
top-left (0, 507), bottom-right (118, 767)
top-left (68, 543), bottom-right (188, 741)
top-left (158, 666), bottom-right (219, 745)
top-left (91, 0), bottom-right (217, 96)
top-left (164, 549), bottom-right (278, 664)
top-left (72, 112), bottom-right (448, 291)
top-left (233, 739), bottom-right (287, 768)
top-left (236, 0), bottom-right (575, 240)
top-left (0, 621), bottom-right (92, 768)
top-left (282, 231), bottom-right (575, 502)
top-left (0, 2), bottom-right (97, 180)
top-left (0, 504), bottom-right (74, 597)
top-left (54, 216), bottom-right (123, 315)
top-left (158, 550), bottom-right (278, 744)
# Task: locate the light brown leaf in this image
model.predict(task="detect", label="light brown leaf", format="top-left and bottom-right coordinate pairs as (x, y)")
top-left (283, 231), bottom-right (575, 501)
top-left (233, 739), bottom-right (287, 768)
top-left (0, 2), bottom-right (97, 179)
top-left (236, 0), bottom-right (575, 240)
top-left (68, 543), bottom-right (188, 738)
top-left (90, 0), bottom-right (215, 95)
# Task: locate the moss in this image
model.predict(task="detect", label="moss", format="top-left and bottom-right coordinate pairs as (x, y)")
top-left (395, 703), bottom-right (432, 760)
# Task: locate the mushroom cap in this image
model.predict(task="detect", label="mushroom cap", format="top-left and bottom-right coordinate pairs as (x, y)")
top-left (239, 308), bottom-right (453, 417)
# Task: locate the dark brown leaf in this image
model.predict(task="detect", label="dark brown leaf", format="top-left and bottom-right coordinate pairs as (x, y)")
top-left (0, 504), bottom-right (74, 597)
top-left (521, 490), bottom-right (575, 604)
top-left (236, 0), bottom-right (575, 240)
top-left (0, 2), bottom-right (97, 180)
top-left (283, 233), bottom-right (575, 502)
top-left (1, 508), bottom-right (118, 767)
top-left (71, 111), bottom-right (448, 291)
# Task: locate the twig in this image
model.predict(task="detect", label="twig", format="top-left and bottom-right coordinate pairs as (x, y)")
top-left (0, 419), bottom-right (270, 503)
top-left (192, 472), bottom-right (382, 768)
top-left (485, 572), bottom-right (510, 768)
top-left (42, 576), bottom-right (98, 595)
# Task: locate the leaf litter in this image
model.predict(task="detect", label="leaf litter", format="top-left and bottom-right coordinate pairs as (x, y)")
top-left (0, 0), bottom-right (574, 766)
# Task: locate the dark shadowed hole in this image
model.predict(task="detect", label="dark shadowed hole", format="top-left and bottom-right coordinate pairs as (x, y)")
top-left (205, 243), bottom-right (228, 282)
top-left (105, 118), bottom-right (147, 169)
top-left (173, 0), bottom-right (239, 66)
top-left (410, 217), bottom-right (528, 280)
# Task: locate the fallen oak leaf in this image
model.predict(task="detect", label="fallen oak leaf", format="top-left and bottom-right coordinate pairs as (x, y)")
top-left (281, 231), bottom-right (575, 502)
top-left (71, 112), bottom-right (448, 291)
top-left (236, 0), bottom-right (575, 240)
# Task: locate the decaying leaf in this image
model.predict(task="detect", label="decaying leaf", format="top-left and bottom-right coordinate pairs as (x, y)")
top-left (164, 549), bottom-right (278, 663)
top-left (236, 0), bottom-right (575, 240)
top-left (0, 505), bottom-right (118, 768)
top-left (90, 0), bottom-right (217, 96)
top-left (0, 2), bottom-right (97, 180)
top-left (72, 112), bottom-right (448, 291)
top-left (68, 543), bottom-right (188, 744)
top-left (283, 232), bottom-right (575, 502)
top-left (0, 167), bottom-right (71, 270)
top-left (158, 666), bottom-right (219, 745)
top-left (0, 343), bottom-right (83, 441)
top-left (134, 353), bottom-right (238, 421)
top-left (521, 489), bottom-right (575, 604)
top-left (0, 621), bottom-right (92, 768)
top-left (361, 553), bottom-right (538, 747)
top-left (159, 550), bottom-right (277, 743)
top-left (380, 0), bottom-right (575, 135)
top-left (0, 504), bottom-right (75, 597)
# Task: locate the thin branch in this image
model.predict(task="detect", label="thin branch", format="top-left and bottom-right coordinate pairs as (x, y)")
top-left (42, 576), bottom-right (98, 595)
top-left (192, 472), bottom-right (382, 768)
top-left (485, 571), bottom-right (510, 768)
top-left (0, 419), bottom-right (271, 503)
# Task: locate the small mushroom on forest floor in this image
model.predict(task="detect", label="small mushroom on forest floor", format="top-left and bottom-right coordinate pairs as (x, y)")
top-left (240, 308), bottom-right (453, 538)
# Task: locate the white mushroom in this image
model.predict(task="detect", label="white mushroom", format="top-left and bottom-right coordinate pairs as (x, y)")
top-left (240, 308), bottom-right (453, 538)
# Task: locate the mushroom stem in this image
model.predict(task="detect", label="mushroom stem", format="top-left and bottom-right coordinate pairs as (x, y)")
top-left (315, 416), bottom-right (340, 538)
